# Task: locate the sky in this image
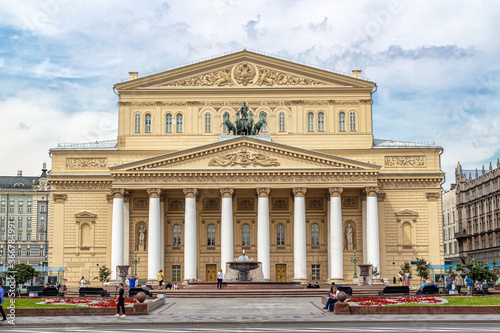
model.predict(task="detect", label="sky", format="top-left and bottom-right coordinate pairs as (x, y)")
top-left (0, 0), bottom-right (499, 189)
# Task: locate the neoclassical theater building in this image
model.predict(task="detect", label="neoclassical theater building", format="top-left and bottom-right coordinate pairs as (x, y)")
top-left (48, 50), bottom-right (444, 286)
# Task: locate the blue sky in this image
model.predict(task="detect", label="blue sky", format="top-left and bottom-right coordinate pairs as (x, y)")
top-left (1, 0), bottom-right (499, 189)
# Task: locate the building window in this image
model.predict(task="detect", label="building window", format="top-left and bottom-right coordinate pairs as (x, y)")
top-left (18, 217), bottom-right (22, 227)
top-left (134, 113), bottom-right (141, 133)
top-left (311, 223), bottom-right (319, 246)
top-left (145, 113), bottom-right (152, 133)
top-left (277, 223), bottom-right (285, 246)
top-left (172, 265), bottom-right (181, 282)
top-left (0, 217), bottom-right (4, 227)
top-left (173, 224), bottom-right (181, 246)
top-left (9, 200), bottom-right (14, 213)
top-left (166, 113), bottom-right (173, 133)
top-left (0, 200), bottom-right (5, 213)
top-left (27, 217), bottom-right (31, 228)
top-left (307, 112), bottom-right (314, 131)
top-left (40, 233), bottom-right (45, 241)
top-left (9, 216), bottom-right (13, 222)
top-left (40, 217), bottom-right (45, 228)
top-left (26, 232), bottom-right (31, 241)
top-left (339, 112), bottom-right (346, 132)
top-left (207, 224), bottom-right (215, 246)
top-left (312, 264), bottom-right (320, 280)
top-left (17, 247), bottom-right (22, 256)
top-left (18, 201), bottom-right (24, 213)
top-left (27, 248), bottom-right (31, 256)
top-left (318, 112), bottom-right (324, 132)
top-left (176, 113), bottom-right (183, 133)
top-left (242, 224), bottom-right (250, 246)
top-left (40, 202), bottom-right (46, 213)
top-left (0, 248), bottom-right (3, 256)
top-left (349, 111), bottom-right (356, 131)
top-left (40, 247), bottom-right (45, 256)
top-left (279, 112), bottom-right (286, 132)
top-left (27, 200), bottom-right (32, 212)
top-left (204, 113), bottom-right (212, 132)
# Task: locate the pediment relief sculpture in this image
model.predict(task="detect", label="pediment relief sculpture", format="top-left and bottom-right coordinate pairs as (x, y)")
top-left (161, 62), bottom-right (328, 87)
top-left (208, 150), bottom-right (280, 168)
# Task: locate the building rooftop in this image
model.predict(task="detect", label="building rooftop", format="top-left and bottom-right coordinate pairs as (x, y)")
top-left (0, 175), bottom-right (39, 189)
top-left (51, 140), bottom-right (118, 151)
top-left (373, 139), bottom-right (439, 148)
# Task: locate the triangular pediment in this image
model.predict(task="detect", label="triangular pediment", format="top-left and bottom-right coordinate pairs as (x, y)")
top-left (395, 210), bottom-right (419, 218)
top-left (110, 137), bottom-right (380, 173)
top-left (75, 211), bottom-right (97, 219)
top-left (115, 50), bottom-right (375, 90)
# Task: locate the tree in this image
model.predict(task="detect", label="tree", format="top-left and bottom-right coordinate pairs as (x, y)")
top-left (372, 266), bottom-right (380, 278)
top-left (491, 262), bottom-right (499, 283)
top-left (415, 257), bottom-right (431, 283)
top-left (7, 263), bottom-right (39, 294)
top-left (401, 261), bottom-right (411, 275)
top-left (93, 265), bottom-right (111, 286)
top-left (456, 260), bottom-right (494, 285)
top-left (446, 266), bottom-right (456, 279)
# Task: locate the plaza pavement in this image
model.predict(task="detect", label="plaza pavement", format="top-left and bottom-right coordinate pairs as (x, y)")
top-left (5, 297), bottom-right (500, 327)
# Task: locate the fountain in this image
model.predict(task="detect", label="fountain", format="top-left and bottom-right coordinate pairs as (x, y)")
top-left (224, 250), bottom-right (264, 282)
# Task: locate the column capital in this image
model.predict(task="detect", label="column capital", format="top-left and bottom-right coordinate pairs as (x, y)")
top-left (106, 194), bottom-right (113, 203)
top-left (377, 192), bottom-right (386, 201)
top-left (361, 190), bottom-right (367, 201)
top-left (256, 188), bottom-right (270, 198)
top-left (52, 194), bottom-right (67, 203)
top-left (110, 188), bottom-right (126, 199)
top-left (365, 187), bottom-right (379, 197)
top-left (426, 192), bottom-right (440, 201)
top-left (147, 188), bottom-right (162, 198)
top-left (220, 188), bottom-right (234, 198)
top-left (123, 191), bottom-right (132, 203)
top-left (183, 188), bottom-right (198, 198)
top-left (328, 187), bottom-right (343, 197)
top-left (292, 187), bottom-right (307, 197)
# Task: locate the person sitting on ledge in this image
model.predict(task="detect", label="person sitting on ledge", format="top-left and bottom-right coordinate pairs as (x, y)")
top-left (173, 283), bottom-right (179, 289)
top-left (323, 285), bottom-right (339, 312)
top-left (314, 282), bottom-right (320, 288)
top-left (165, 282), bottom-right (173, 290)
top-left (416, 280), bottom-right (428, 295)
top-left (306, 282), bottom-right (313, 288)
top-left (428, 280), bottom-right (437, 288)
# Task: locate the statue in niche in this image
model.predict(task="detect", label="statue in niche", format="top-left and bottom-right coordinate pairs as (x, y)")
top-left (346, 224), bottom-right (353, 245)
top-left (139, 225), bottom-right (146, 246)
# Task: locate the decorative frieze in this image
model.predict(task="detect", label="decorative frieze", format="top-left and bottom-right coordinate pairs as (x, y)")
top-left (384, 156), bottom-right (426, 167)
top-left (168, 199), bottom-right (184, 211)
top-left (133, 198), bottom-right (149, 210)
top-left (237, 198), bottom-right (254, 211)
top-left (51, 181), bottom-right (112, 190)
top-left (342, 196), bottom-right (358, 209)
top-left (66, 158), bottom-right (107, 169)
top-left (208, 150), bottom-right (280, 167)
top-left (203, 198), bottom-right (219, 210)
top-left (379, 179), bottom-right (441, 189)
top-left (307, 198), bottom-right (323, 210)
top-left (272, 198), bottom-right (289, 210)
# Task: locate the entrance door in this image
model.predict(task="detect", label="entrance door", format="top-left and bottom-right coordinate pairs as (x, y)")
top-left (276, 264), bottom-right (287, 281)
top-left (206, 264), bottom-right (217, 282)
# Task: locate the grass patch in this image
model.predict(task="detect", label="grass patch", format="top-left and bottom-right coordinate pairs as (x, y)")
top-left (7, 298), bottom-right (82, 309)
top-left (392, 296), bottom-right (500, 306)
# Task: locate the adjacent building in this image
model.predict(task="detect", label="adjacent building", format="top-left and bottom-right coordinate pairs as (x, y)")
top-left (48, 50), bottom-right (444, 286)
top-left (0, 164), bottom-right (50, 268)
top-left (455, 160), bottom-right (500, 264)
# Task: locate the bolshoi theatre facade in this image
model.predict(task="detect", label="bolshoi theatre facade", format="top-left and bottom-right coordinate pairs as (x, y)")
top-left (48, 50), bottom-right (444, 286)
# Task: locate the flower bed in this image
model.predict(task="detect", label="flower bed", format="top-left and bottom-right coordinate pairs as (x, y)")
top-left (36, 297), bottom-right (139, 308)
top-left (348, 296), bottom-right (447, 306)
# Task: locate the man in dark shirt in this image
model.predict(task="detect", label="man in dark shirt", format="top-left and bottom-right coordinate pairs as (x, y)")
top-left (445, 274), bottom-right (454, 294)
top-left (115, 283), bottom-right (126, 317)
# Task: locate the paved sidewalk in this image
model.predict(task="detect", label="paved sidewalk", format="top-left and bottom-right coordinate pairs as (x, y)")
top-left (5, 297), bottom-right (500, 326)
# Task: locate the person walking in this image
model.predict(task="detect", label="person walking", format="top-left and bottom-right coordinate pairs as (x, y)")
top-left (115, 283), bottom-right (126, 317)
top-left (445, 273), bottom-right (453, 294)
top-left (398, 271), bottom-right (403, 286)
top-left (157, 270), bottom-right (164, 289)
top-left (454, 273), bottom-right (463, 294)
top-left (217, 269), bottom-right (224, 289)
top-left (0, 282), bottom-right (7, 321)
top-left (404, 270), bottom-right (410, 287)
top-left (80, 276), bottom-right (86, 288)
top-left (466, 276), bottom-right (473, 295)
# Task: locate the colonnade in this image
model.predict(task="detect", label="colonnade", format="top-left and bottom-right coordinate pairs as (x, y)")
top-left (110, 186), bottom-right (380, 283)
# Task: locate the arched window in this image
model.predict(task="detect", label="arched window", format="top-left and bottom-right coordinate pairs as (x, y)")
top-left (311, 223), bottom-right (319, 245)
top-left (307, 112), bottom-right (314, 131)
top-left (173, 225), bottom-right (181, 246)
top-left (166, 113), bottom-right (172, 133)
top-left (277, 223), bottom-right (285, 246)
top-left (145, 113), bottom-right (152, 133)
top-left (339, 112), bottom-right (346, 132)
top-left (204, 113), bottom-right (211, 132)
top-left (176, 113), bottom-right (183, 133)
top-left (242, 224), bottom-right (250, 246)
top-left (207, 224), bottom-right (215, 246)
top-left (134, 113), bottom-right (141, 133)
top-left (279, 112), bottom-right (286, 132)
top-left (349, 111), bottom-right (356, 131)
top-left (402, 222), bottom-right (412, 246)
top-left (318, 112), bottom-right (324, 132)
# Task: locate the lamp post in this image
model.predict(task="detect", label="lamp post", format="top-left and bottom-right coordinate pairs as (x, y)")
top-left (350, 250), bottom-right (360, 279)
top-left (131, 250), bottom-right (141, 278)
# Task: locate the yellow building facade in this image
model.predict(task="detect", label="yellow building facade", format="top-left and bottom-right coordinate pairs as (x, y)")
top-left (48, 50), bottom-right (444, 286)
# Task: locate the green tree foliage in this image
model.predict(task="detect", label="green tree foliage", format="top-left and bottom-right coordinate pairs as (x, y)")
top-left (400, 261), bottom-right (411, 275)
top-left (7, 263), bottom-right (39, 293)
top-left (456, 260), bottom-right (494, 285)
top-left (446, 266), bottom-right (457, 279)
top-left (93, 265), bottom-right (111, 286)
top-left (416, 257), bottom-right (431, 283)
top-left (371, 266), bottom-right (380, 277)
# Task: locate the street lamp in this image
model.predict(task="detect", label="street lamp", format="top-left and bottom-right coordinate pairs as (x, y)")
top-left (350, 250), bottom-right (360, 279)
top-left (131, 250), bottom-right (141, 278)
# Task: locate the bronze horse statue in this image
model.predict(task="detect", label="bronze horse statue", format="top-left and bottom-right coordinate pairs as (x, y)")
top-left (251, 111), bottom-right (267, 135)
top-left (221, 111), bottom-right (237, 135)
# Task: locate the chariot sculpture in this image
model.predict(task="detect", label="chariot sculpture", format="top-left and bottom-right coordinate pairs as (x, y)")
top-left (221, 102), bottom-right (267, 136)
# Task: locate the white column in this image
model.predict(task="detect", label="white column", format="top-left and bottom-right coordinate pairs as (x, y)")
top-left (160, 194), bottom-right (166, 273)
top-left (220, 188), bottom-right (234, 272)
top-left (257, 188), bottom-right (271, 281)
top-left (293, 187), bottom-right (307, 283)
top-left (326, 194), bottom-right (331, 282)
top-left (111, 188), bottom-right (125, 280)
top-left (366, 187), bottom-right (380, 270)
top-left (362, 194), bottom-right (367, 264)
top-left (147, 188), bottom-right (162, 282)
top-left (123, 194), bottom-right (130, 264)
top-left (329, 187), bottom-right (344, 283)
top-left (183, 188), bottom-right (198, 283)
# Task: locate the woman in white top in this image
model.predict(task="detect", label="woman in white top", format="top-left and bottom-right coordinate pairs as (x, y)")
top-left (217, 269), bottom-right (224, 289)
top-left (80, 276), bottom-right (86, 288)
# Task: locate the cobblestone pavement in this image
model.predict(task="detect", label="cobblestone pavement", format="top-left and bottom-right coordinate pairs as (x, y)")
top-left (5, 297), bottom-right (500, 326)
